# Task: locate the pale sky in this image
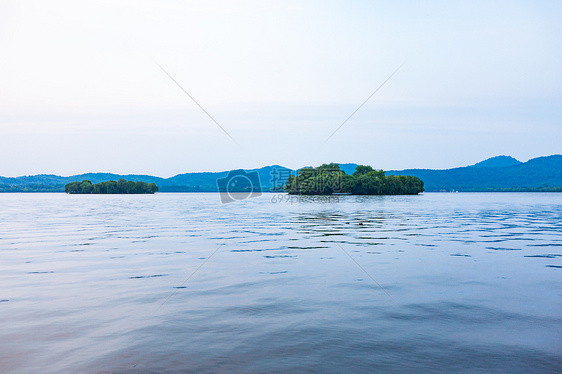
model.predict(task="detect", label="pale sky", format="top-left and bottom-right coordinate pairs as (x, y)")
top-left (1, 0), bottom-right (561, 177)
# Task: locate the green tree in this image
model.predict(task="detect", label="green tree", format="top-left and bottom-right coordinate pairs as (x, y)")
top-left (80, 180), bottom-right (93, 194)
top-left (286, 164), bottom-right (423, 195)
top-left (117, 179), bottom-right (127, 194)
top-left (353, 165), bottom-right (374, 176)
top-left (65, 181), bottom-right (82, 194)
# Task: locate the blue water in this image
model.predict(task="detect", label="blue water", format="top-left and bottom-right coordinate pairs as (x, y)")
top-left (0, 193), bottom-right (561, 373)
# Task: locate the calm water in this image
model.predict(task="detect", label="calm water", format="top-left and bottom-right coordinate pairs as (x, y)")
top-left (0, 192), bottom-right (561, 373)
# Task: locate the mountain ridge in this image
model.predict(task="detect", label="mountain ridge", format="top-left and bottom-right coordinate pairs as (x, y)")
top-left (469, 155), bottom-right (522, 168)
top-left (1, 155), bottom-right (561, 192)
top-left (387, 154), bottom-right (562, 191)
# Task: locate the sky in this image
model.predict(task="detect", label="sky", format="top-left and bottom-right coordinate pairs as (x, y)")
top-left (1, 0), bottom-right (561, 177)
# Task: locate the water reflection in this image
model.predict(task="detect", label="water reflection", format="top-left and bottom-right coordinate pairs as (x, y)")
top-left (0, 193), bottom-right (561, 373)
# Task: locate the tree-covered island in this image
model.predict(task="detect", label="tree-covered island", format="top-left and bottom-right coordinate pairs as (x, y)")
top-left (285, 163), bottom-right (424, 195)
top-left (65, 179), bottom-right (158, 194)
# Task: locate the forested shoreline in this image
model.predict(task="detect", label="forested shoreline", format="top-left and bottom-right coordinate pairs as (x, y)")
top-left (65, 179), bottom-right (158, 194)
top-left (285, 163), bottom-right (424, 195)
top-left (1, 154), bottom-right (561, 192)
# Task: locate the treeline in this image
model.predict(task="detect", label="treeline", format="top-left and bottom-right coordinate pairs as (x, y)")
top-left (285, 163), bottom-right (424, 195)
top-left (65, 179), bottom-right (158, 194)
top-left (0, 184), bottom-right (65, 192)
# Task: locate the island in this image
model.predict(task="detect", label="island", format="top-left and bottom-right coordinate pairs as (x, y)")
top-left (65, 179), bottom-right (158, 194)
top-left (285, 163), bottom-right (424, 195)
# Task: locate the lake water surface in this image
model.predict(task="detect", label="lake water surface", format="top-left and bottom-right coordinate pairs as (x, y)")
top-left (1, 192), bottom-right (561, 373)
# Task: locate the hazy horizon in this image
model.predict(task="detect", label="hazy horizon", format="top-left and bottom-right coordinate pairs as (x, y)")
top-left (1, 1), bottom-right (561, 177)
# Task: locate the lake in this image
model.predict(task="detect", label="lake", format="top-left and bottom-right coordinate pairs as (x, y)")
top-left (0, 192), bottom-right (561, 373)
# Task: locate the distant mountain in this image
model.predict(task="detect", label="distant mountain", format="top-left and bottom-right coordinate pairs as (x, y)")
top-left (338, 163), bottom-right (360, 175)
top-left (0, 166), bottom-right (293, 192)
top-left (293, 163), bottom-right (359, 176)
top-left (1, 155), bottom-right (561, 192)
top-left (388, 155), bottom-right (562, 191)
top-left (0, 173), bottom-right (166, 192)
top-left (159, 165), bottom-right (292, 192)
top-left (469, 155), bottom-right (522, 168)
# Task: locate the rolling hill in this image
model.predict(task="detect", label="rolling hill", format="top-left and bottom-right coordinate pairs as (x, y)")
top-left (1, 155), bottom-right (560, 192)
top-left (388, 155), bottom-right (562, 191)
